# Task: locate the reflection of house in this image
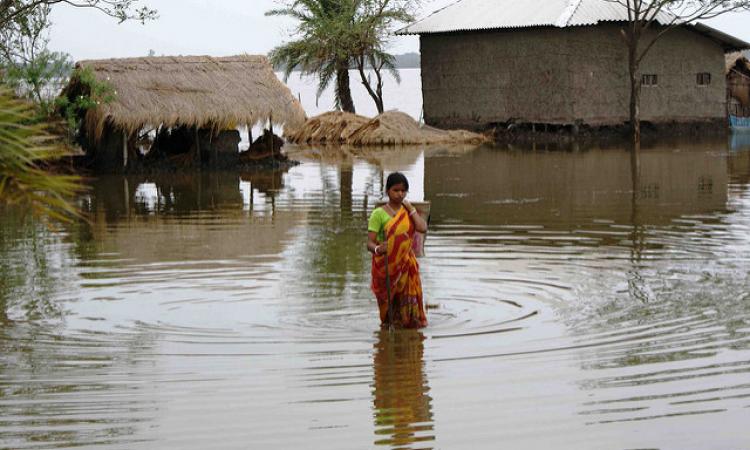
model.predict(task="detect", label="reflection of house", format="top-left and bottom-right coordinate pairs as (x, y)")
top-left (425, 145), bottom-right (728, 228)
top-left (727, 52), bottom-right (750, 117)
top-left (61, 55), bottom-right (306, 172)
top-left (398, 0), bottom-right (750, 130)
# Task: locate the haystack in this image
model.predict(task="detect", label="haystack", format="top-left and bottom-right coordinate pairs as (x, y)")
top-left (284, 111), bottom-right (369, 144)
top-left (285, 111), bottom-right (487, 145)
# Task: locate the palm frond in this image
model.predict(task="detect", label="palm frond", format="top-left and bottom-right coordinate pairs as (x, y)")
top-left (0, 89), bottom-right (83, 222)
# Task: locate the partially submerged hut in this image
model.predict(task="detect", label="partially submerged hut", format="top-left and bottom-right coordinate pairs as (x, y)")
top-left (727, 52), bottom-right (750, 116)
top-left (398, 0), bottom-right (750, 130)
top-left (61, 55), bottom-right (306, 172)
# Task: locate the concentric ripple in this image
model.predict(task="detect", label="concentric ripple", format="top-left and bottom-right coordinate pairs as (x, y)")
top-left (1, 143), bottom-right (750, 449)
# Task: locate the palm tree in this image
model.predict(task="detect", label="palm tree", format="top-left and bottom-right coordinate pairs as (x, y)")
top-left (267, 0), bottom-right (358, 113)
top-left (0, 88), bottom-right (80, 222)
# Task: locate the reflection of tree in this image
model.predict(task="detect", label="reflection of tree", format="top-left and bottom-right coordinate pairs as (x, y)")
top-left (628, 146), bottom-right (649, 303)
top-left (340, 164), bottom-right (353, 213)
top-left (0, 209), bottom-right (66, 322)
top-left (372, 329), bottom-right (434, 448)
top-left (297, 161), bottom-right (370, 297)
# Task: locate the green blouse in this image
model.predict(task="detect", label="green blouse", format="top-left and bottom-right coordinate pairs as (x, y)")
top-left (368, 207), bottom-right (394, 242)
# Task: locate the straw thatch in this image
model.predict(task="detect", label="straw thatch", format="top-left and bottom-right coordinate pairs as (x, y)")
top-left (727, 52), bottom-right (750, 108)
top-left (67, 55), bottom-right (306, 141)
top-left (726, 52), bottom-right (750, 77)
top-left (285, 111), bottom-right (487, 145)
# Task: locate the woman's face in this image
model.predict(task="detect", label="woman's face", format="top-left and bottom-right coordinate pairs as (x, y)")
top-left (387, 182), bottom-right (408, 204)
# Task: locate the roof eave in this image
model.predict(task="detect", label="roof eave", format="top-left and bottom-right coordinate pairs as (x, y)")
top-left (691, 22), bottom-right (750, 52)
top-left (399, 21), bottom-right (750, 52)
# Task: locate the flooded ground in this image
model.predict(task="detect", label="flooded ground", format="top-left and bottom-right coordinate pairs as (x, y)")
top-left (1, 139), bottom-right (750, 449)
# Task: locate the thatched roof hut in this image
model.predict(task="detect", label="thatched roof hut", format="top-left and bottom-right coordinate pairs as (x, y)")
top-left (727, 52), bottom-right (750, 114)
top-left (68, 54), bottom-right (306, 141)
top-left (61, 55), bottom-right (307, 172)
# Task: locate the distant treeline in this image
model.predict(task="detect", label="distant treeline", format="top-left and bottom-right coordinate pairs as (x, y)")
top-left (273, 52), bottom-right (420, 72)
top-left (392, 52), bottom-right (420, 68)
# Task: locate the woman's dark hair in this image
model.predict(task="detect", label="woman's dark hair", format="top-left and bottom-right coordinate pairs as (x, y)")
top-left (386, 172), bottom-right (409, 191)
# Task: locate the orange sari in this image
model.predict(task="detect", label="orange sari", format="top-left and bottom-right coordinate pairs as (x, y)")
top-left (371, 206), bottom-right (427, 328)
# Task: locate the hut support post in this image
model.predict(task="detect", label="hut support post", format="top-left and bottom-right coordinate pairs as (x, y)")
top-left (267, 114), bottom-right (274, 159)
top-left (212, 133), bottom-right (217, 167)
top-left (194, 126), bottom-right (200, 165)
top-left (122, 130), bottom-right (128, 170)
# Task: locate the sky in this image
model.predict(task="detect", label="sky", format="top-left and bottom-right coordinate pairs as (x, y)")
top-left (49, 0), bottom-right (750, 62)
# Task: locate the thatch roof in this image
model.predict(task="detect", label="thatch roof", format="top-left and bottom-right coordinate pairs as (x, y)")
top-left (68, 55), bottom-right (306, 140)
top-left (285, 111), bottom-right (488, 146)
top-left (727, 52), bottom-right (750, 76)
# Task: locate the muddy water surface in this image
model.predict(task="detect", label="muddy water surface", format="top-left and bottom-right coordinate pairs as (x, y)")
top-left (1, 140), bottom-right (750, 449)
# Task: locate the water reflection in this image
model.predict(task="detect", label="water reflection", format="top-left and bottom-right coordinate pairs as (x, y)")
top-left (0, 210), bottom-right (67, 323)
top-left (425, 142), bottom-right (728, 228)
top-left (728, 144), bottom-right (750, 185)
top-left (83, 169), bottom-right (289, 222)
top-left (2, 140), bottom-right (750, 449)
top-left (372, 329), bottom-right (434, 448)
top-left (729, 131), bottom-right (750, 152)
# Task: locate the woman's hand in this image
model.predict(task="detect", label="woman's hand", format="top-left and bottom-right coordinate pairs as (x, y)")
top-left (368, 232), bottom-right (385, 255)
top-left (403, 200), bottom-right (428, 233)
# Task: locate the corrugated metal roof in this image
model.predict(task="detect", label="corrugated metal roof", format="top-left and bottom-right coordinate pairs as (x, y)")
top-left (397, 0), bottom-right (750, 50)
top-left (397, 0), bottom-right (674, 34)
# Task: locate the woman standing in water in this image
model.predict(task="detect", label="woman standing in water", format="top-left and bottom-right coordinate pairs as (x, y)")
top-left (367, 172), bottom-right (428, 328)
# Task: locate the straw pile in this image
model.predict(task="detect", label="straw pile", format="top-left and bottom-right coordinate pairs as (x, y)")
top-left (727, 52), bottom-right (750, 107)
top-left (285, 111), bottom-right (487, 145)
top-left (64, 55), bottom-right (307, 142)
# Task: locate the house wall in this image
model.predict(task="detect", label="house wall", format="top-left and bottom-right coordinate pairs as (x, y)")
top-left (420, 24), bottom-right (727, 129)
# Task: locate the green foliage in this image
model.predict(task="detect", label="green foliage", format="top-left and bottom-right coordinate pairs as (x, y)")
top-left (3, 50), bottom-right (73, 117)
top-left (54, 66), bottom-right (116, 141)
top-left (0, 0), bottom-right (152, 119)
top-left (0, 0), bottom-right (157, 30)
top-left (267, 0), bottom-right (415, 112)
top-left (0, 88), bottom-right (81, 222)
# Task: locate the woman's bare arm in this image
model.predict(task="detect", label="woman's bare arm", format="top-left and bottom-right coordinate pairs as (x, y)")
top-left (367, 231), bottom-right (384, 255)
top-left (402, 200), bottom-right (428, 233)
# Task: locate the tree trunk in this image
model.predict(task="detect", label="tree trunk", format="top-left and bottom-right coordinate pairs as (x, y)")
top-left (374, 66), bottom-right (384, 114)
top-left (627, 37), bottom-right (641, 148)
top-left (357, 62), bottom-right (384, 114)
top-left (336, 64), bottom-right (355, 113)
top-left (629, 75), bottom-right (641, 148)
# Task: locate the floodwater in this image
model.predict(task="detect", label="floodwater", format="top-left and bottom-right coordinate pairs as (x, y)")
top-left (282, 69), bottom-right (423, 119)
top-left (1, 139), bottom-right (750, 449)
